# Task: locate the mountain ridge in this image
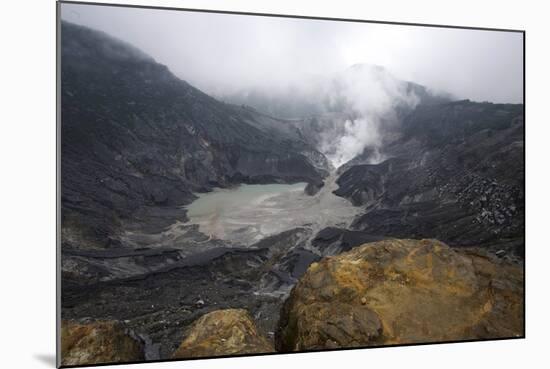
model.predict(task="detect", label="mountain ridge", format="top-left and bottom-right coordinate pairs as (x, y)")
top-left (61, 21), bottom-right (328, 248)
top-left (215, 63), bottom-right (451, 121)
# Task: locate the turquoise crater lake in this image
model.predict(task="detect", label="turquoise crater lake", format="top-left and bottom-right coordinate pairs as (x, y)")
top-left (185, 179), bottom-right (360, 246)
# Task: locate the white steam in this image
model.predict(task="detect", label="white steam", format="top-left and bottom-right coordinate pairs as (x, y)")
top-left (325, 117), bottom-right (384, 168)
top-left (321, 65), bottom-right (420, 168)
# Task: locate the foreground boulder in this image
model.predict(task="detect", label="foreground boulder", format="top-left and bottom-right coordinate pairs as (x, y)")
top-left (61, 320), bottom-right (144, 366)
top-left (276, 239), bottom-right (523, 351)
top-left (172, 309), bottom-right (274, 358)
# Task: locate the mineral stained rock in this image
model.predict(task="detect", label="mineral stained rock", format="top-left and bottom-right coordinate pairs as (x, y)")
top-left (276, 239), bottom-right (523, 351)
top-left (61, 320), bottom-right (144, 366)
top-left (172, 309), bottom-right (274, 358)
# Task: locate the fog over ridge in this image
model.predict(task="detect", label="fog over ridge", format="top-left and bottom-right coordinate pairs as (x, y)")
top-left (61, 3), bottom-right (523, 104)
top-left (61, 3), bottom-right (523, 169)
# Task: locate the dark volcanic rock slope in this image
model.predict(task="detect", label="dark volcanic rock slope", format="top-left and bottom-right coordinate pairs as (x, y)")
top-left (61, 21), bottom-right (327, 249)
top-left (334, 100), bottom-right (524, 257)
top-left (60, 23), bottom-right (332, 360)
top-left (62, 227), bottom-right (317, 359)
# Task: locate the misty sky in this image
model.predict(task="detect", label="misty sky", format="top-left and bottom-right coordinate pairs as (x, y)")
top-left (61, 3), bottom-right (523, 103)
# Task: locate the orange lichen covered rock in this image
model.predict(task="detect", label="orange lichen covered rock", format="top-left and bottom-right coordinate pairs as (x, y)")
top-left (172, 309), bottom-right (274, 358)
top-left (61, 320), bottom-right (144, 366)
top-left (276, 239), bottom-right (523, 351)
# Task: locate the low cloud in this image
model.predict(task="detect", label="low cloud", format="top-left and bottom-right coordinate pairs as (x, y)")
top-left (61, 3), bottom-right (524, 104)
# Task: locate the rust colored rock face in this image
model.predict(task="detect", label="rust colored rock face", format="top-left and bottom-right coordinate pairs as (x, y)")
top-left (276, 239), bottom-right (523, 351)
top-left (61, 320), bottom-right (144, 366)
top-left (172, 309), bottom-right (274, 359)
